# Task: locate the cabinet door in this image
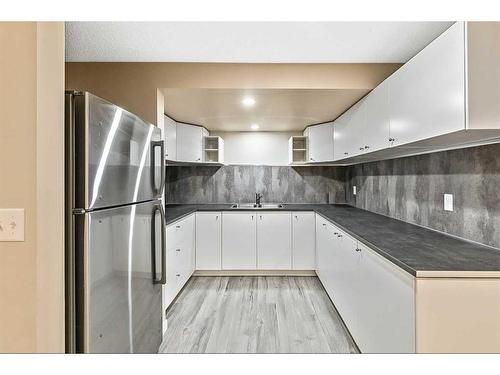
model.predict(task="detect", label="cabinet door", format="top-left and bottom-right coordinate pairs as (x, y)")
top-left (307, 122), bottom-right (334, 162)
top-left (333, 111), bottom-right (351, 160)
top-left (195, 212), bottom-right (222, 270)
top-left (389, 22), bottom-right (465, 147)
top-left (257, 212), bottom-right (292, 269)
top-left (363, 80), bottom-right (390, 153)
top-left (328, 227), bottom-right (359, 333)
top-left (176, 123), bottom-right (203, 162)
top-left (347, 99), bottom-right (367, 157)
top-left (164, 115), bottom-right (177, 160)
top-left (315, 215), bottom-right (333, 287)
top-left (353, 242), bottom-right (415, 353)
top-left (222, 212), bottom-right (257, 269)
top-left (291, 212), bottom-right (315, 269)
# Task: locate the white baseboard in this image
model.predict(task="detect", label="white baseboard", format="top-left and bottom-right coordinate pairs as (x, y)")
top-left (193, 270), bottom-right (317, 277)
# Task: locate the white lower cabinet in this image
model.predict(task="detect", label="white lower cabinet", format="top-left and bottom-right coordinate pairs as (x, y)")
top-left (315, 213), bottom-right (415, 353)
top-left (163, 214), bottom-right (195, 311)
top-left (315, 215), bottom-right (333, 284)
top-left (257, 212), bottom-right (292, 269)
top-left (353, 242), bottom-right (415, 353)
top-left (292, 212), bottom-right (316, 269)
top-left (222, 212), bottom-right (257, 269)
top-left (195, 212), bottom-right (222, 270)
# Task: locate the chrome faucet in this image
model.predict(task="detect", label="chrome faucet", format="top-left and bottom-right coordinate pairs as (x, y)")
top-left (255, 193), bottom-right (262, 207)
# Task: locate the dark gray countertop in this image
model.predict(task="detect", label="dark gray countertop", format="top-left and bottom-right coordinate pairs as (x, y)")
top-left (165, 203), bottom-right (500, 277)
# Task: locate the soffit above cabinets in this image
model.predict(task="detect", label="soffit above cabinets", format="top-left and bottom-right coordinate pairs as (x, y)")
top-left (65, 22), bottom-right (454, 63)
top-left (162, 88), bottom-right (369, 132)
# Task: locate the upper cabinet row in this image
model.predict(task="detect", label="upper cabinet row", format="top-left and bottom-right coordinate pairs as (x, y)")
top-left (163, 116), bottom-right (224, 164)
top-left (300, 22), bottom-right (500, 165)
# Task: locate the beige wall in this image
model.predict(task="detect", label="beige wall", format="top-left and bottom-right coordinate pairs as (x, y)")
top-left (0, 22), bottom-right (65, 353)
top-left (66, 62), bottom-right (401, 126)
top-left (416, 278), bottom-right (500, 353)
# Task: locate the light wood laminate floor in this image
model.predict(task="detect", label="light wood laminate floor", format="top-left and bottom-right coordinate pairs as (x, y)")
top-left (160, 276), bottom-right (358, 353)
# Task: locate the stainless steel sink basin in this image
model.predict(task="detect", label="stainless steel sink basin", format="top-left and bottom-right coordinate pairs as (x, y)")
top-left (231, 203), bottom-right (284, 209)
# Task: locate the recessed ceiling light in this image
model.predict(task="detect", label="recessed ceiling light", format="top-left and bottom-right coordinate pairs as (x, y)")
top-left (251, 123), bottom-right (260, 130)
top-left (242, 97), bottom-right (256, 107)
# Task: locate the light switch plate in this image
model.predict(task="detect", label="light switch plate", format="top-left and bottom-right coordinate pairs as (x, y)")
top-left (0, 209), bottom-right (25, 241)
top-left (444, 194), bottom-right (454, 212)
top-left (353, 186), bottom-right (357, 195)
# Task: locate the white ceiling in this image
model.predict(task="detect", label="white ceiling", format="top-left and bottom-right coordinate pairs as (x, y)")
top-left (162, 88), bottom-right (370, 131)
top-left (65, 22), bottom-right (454, 63)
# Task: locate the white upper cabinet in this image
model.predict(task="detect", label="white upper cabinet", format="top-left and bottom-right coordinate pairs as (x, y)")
top-left (388, 22), bottom-right (465, 147)
top-left (330, 22), bottom-right (500, 163)
top-left (176, 123), bottom-right (208, 163)
top-left (346, 99), bottom-right (367, 157)
top-left (257, 212), bottom-right (292, 269)
top-left (164, 115), bottom-right (177, 160)
top-left (362, 80), bottom-right (390, 153)
top-left (333, 110), bottom-right (351, 160)
top-left (305, 122), bottom-right (334, 162)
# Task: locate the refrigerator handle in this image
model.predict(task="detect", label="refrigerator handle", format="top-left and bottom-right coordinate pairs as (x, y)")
top-left (151, 140), bottom-right (165, 196)
top-left (151, 203), bottom-right (167, 285)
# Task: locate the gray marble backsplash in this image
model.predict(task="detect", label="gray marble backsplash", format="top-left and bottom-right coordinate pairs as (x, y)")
top-left (345, 143), bottom-right (500, 249)
top-left (166, 165), bottom-right (347, 204)
top-left (166, 143), bottom-right (500, 250)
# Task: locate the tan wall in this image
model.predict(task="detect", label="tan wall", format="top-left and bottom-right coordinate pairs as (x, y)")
top-left (66, 62), bottom-right (401, 126)
top-left (416, 278), bottom-right (500, 353)
top-left (35, 22), bottom-right (65, 353)
top-left (0, 22), bottom-right (65, 353)
top-left (467, 22), bottom-right (500, 130)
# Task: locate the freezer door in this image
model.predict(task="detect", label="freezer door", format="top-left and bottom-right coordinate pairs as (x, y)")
top-left (73, 92), bottom-right (164, 210)
top-left (80, 200), bottom-right (166, 353)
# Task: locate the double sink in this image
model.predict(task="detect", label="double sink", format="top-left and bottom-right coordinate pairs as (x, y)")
top-left (230, 203), bottom-right (284, 209)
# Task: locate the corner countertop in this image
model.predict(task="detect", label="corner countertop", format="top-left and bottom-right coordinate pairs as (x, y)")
top-left (165, 203), bottom-right (500, 278)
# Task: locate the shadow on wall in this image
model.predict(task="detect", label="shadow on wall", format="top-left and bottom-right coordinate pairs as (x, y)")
top-left (345, 143), bottom-right (500, 249)
top-left (166, 165), bottom-right (347, 204)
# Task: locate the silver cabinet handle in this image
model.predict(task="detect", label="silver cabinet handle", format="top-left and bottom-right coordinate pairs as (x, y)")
top-left (251, 215), bottom-right (254, 220)
top-left (215, 215), bottom-right (219, 220)
top-left (322, 223), bottom-right (326, 226)
top-left (259, 215), bottom-right (262, 220)
top-left (176, 274), bottom-right (181, 277)
top-left (310, 157), bottom-right (314, 161)
top-left (176, 225), bottom-right (181, 229)
top-left (175, 248), bottom-right (181, 252)
top-left (333, 232), bottom-right (338, 235)
top-left (359, 147), bottom-right (364, 150)
top-left (295, 215), bottom-right (298, 219)
top-left (364, 146), bottom-right (370, 149)
top-left (337, 234), bottom-right (343, 238)
top-left (389, 138), bottom-right (395, 142)
top-left (344, 152), bottom-right (348, 155)
top-left (355, 248), bottom-right (362, 252)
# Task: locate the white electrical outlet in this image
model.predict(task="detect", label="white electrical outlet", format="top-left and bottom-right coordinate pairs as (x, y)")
top-left (0, 209), bottom-right (25, 241)
top-left (444, 194), bottom-right (454, 212)
top-left (353, 186), bottom-right (357, 195)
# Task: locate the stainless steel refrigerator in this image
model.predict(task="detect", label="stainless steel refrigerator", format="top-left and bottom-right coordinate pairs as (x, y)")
top-left (65, 91), bottom-right (166, 353)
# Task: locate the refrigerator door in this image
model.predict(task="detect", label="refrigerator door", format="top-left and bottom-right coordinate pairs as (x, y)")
top-left (71, 92), bottom-right (165, 210)
top-left (77, 199), bottom-right (166, 353)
